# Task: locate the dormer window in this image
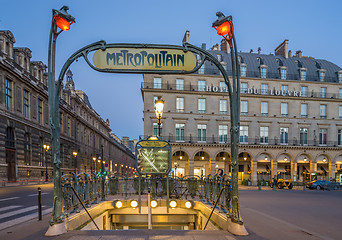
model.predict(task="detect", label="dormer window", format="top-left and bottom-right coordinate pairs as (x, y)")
top-left (240, 64), bottom-right (247, 77)
top-left (260, 66), bottom-right (267, 78)
top-left (280, 67), bottom-right (287, 80)
top-left (299, 69), bottom-right (306, 81)
top-left (318, 70), bottom-right (326, 82)
top-left (217, 54), bottom-right (222, 62)
top-left (338, 71), bottom-right (342, 83)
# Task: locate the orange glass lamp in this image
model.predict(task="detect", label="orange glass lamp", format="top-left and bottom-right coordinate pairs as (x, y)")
top-left (53, 6), bottom-right (75, 31)
top-left (212, 12), bottom-right (233, 41)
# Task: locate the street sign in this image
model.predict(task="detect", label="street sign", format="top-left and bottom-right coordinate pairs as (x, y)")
top-left (135, 136), bottom-right (171, 175)
top-left (93, 47), bottom-right (197, 71)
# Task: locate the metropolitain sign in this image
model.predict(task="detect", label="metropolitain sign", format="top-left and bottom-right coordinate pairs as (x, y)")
top-left (93, 47), bottom-right (197, 71)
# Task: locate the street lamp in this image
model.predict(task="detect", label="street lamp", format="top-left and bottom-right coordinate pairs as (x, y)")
top-left (72, 151), bottom-right (78, 173)
top-left (43, 144), bottom-right (50, 182)
top-left (154, 97), bottom-right (164, 137)
top-left (46, 5), bottom-right (75, 236)
top-left (212, 12), bottom-right (247, 235)
top-left (93, 156), bottom-right (97, 172)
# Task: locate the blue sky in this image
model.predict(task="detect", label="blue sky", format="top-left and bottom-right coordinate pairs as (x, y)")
top-left (1, 0), bottom-right (341, 139)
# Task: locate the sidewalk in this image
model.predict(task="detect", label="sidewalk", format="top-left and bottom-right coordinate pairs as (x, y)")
top-left (0, 180), bottom-right (52, 188)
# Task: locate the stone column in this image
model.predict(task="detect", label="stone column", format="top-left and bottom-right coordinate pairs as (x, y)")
top-left (310, 162), bottom-right (317, 181)
top-left (291, 161), bottom-right (297, 181)
top-left (271, 160), bottom-right (277, 179)
top-left (251, 161), bottom-right (258, 186)
top-left (187, 158), bottom-right (194, 176)
top-left (329, 162), bottom-right (336, 180)
top-left (210, 158), bottom-right (216, 175)
top-left (224, 160), bottom-right (230, 174)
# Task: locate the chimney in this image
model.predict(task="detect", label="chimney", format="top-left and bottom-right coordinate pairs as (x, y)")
top-left (201, 43), bottom-right (206, 50)
top-left (288, 50), bottom-right (292, 58)
top-left (220, 39), bottom-right (230, 53)
top-left (250, 49), bottom-right (253, 53)
top-left (212, 44), bottom-right (219, 51)
top-left (182, 30), bottom-right (190, 44)
top-left (258, 47), bottom-right (261, 55)
top-left (296, 50), bottom-right (302, 58)
top-left (275, 39), bottom-right (289, 58)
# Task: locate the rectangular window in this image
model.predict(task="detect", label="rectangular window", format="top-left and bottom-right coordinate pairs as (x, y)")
top-left (300, 128), bottom-right (308, 145)
top-left (260, 67), bottom-right (267, 78)
top-left (176, 79), bottom-right (184, 90)
top-left (320, 87), bottom-right (326, 98)
top-left (281, 85), bottom-right (288, 95)
top-left (198, 65), bottom-right (204, 74)
top-left (260, 127), bottom-right (269, 144)
top-left (220, 81), bottom-right (227, 92)
top-left (320, 105), bottom-right (327, 119)
top-left (281, 103), bottom-right (288, 117)
top-left (240, 126), bottom-right (248, 143)
top-left (261, 84), bottom-right (268, 95)
top-left (219, 99), bottom-right (227, 114)
top-left (338, 129), bottom-right (342, 146)
top-left (153, 123), bottom-right (163, 136)
top-left (261, 102), bottom-right (268, 116)
top-left (241, 101), bottom-right (248, 115)
top-left (240, 83), bottom-right (248, 93)
top-left (67, 118), bottom-right (71, 136)
top-left (198, 80), bottom-right (206, 91)
top-left (319, 128), bottom-right (327, 145)
top-left (197, 124), bottom-right (207, 142)
top-left (280, 127), bottom-right (288, 145)
top-left (339, 106), bottom-right (342, 119)
top-left (280, 68), bottom-right (287, 80)
top-left (339, 89), bottom-right (342, 99)
top-left (176, 97), bottom-right (184, 112)
top-left (339, 72), bottom-right (342, 83)
top-left (153, 77), bottom-right (162, 88)
top-left (23, 90), bottom-right (29, 119)
top-left (38, 99), bottom-right (43, 124)
top-left (301, 86), bottom-right (308, 97)
top-left (5, 79), bottom-right (12, 111)
top-left (300, 70), bottom-right (306, 81)
top-left (198, 98), bottom-right (206, 113)
top-left (175, 123), bottom-right (185, 141)
top-left (240, 65), bottom-right (247, 77)
top-left (218, 125), bottom-right (228, 143)
top-left (217, 54), bottom-right (222, 62)
top-left (319, 71), bottom-right (325, 82)
top-left (301, 103), bottom-right (307, 118)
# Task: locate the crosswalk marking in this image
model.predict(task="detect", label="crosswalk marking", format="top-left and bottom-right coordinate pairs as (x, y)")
top-left (0, 205), bottom-right (45, 220)
top-left (27, 192), bottom-right (48, 197)
top-left (0, 207), bottom-right (52, 231)
top-left (0, 197), bottom-right (20, 202)
top-left (0, 205), bottom-right (22, 213)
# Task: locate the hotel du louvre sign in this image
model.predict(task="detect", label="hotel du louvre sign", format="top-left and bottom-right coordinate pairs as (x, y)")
top-left (206, 85), bottom-right (305, 97)
top-left (93, 47), bottom-right (197, 71)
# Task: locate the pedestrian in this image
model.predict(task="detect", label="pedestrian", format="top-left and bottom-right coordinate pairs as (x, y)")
top-left (217, 169), bottom-right (224, 177)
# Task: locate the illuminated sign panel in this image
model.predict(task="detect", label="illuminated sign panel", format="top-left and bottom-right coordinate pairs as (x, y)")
top-left (93, 48), bottom-right (196, 71)
top-left (136, 137), bottom-right (171, 175)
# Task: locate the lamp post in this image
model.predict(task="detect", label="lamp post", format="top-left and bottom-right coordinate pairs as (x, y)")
top-left (100, 144), bottom-right (105, 201)
top-left (212, 12), bottom-right (247, 234)
top-left (46, 6), bottom-right (75, 235)
top-left (72, 151), bottom-right (78, 173)
top-left (43, 144), bottom-right (50, 182)
top-left (154, 97), bottom-right (164, 137)
top-left (92, 156), bottom-right (97, 172)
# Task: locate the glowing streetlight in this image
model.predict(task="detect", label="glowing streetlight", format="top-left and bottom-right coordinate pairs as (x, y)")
top-left (43, 144), bottom-right (50, 182)
top-left (154, 97), bottom-right (164, 137)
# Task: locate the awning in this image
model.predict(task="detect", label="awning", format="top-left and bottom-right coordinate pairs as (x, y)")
top-left (257, 165), bottom-right (268, 173)
top-left (277, 165), bottom-right (286, 173)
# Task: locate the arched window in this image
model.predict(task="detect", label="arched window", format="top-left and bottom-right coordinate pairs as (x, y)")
top-left (6, 127), bottom-right (15, 148)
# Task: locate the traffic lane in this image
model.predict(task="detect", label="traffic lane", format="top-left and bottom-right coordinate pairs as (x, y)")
top-left (238, 189), bottom-right (342, 240)
top-left (0, 184), bottom-right (54, 208)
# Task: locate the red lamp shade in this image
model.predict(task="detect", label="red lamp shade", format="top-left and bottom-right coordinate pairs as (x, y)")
top-left (216, 21), bottom-right (231, 36)
top-left (54, 15), bottom-right (71, 31)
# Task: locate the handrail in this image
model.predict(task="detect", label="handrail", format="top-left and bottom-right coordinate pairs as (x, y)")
top-left (203, 186), bottom-right (225, 230)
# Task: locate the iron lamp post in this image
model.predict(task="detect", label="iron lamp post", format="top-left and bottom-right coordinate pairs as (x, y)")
top-left (154, 97), bottom-right (164, 137)
top-left (43, 144), bottom-right (50, 182)
top-left (212, 12), bottom-right (246, 231)
top-left (46, 5), bottom-right (75, 233)
top-left (72, 151), bottom-right (78, 173)
top-left (92, 156), bottom-right (97, 172)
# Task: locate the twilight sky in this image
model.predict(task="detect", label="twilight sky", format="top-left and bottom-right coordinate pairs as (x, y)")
top-left (0, 0), bottom-right (341, 139)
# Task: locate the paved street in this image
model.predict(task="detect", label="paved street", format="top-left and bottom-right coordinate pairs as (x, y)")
top-left (0, 183), bottom-right (54, 231)
top-left (237, 189), bottom-right (342, 240)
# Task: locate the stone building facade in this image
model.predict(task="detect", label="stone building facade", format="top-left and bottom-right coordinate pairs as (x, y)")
top-left (0, 30), bottom-right (135, 181)
top-left (141, 39), bottom-right (342, 185)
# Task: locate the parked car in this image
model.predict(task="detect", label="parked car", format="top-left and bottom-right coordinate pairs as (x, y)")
top-left (306, 180), bottom-right (339, 190)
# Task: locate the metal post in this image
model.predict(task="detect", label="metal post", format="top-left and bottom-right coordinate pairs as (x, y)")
top-left (38, 187), bottom-right (42, 221)
top-left (157, 117), bottom-right (161, 137)
top-left (45, 150), bottom-right (48, 182)
top-left (147, 190), bottom-right (152, 229)
top-left (101, 144), bottom-right (105, 201)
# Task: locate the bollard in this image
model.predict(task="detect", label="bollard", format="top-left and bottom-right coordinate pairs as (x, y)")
top-left (303, 184), bottom-right (306, 191)
top-left (273, 183), bottom-right (276, 191)
top-left (258, 185), bottom-right (261, 191)
top-left (38, 187), bottom-right (42, 221)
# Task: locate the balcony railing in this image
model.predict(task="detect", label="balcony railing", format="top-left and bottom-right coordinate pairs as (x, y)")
top-left (139, 135), bottom-right (342, 147)
top-left (142, 82), bottom-right (342, 100)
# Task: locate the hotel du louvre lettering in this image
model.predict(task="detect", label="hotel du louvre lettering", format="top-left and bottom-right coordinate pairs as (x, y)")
top-left (93, 47), bottom-right (197, 71)
top-left (207, 86), bottom-right (304, 97)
